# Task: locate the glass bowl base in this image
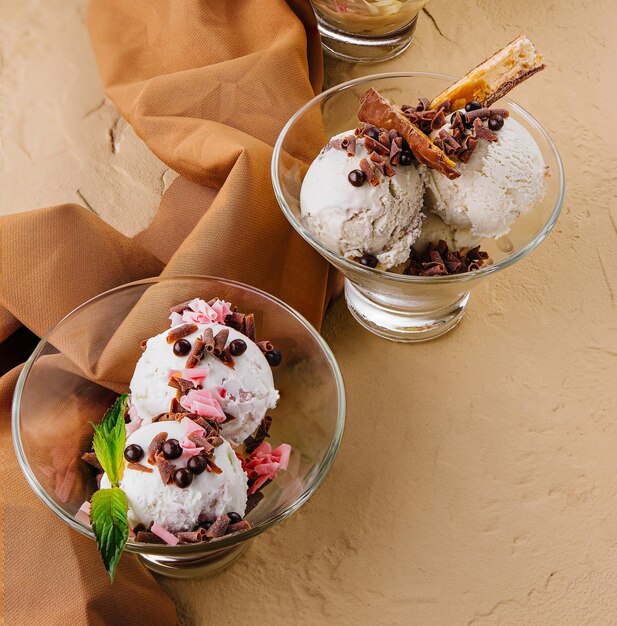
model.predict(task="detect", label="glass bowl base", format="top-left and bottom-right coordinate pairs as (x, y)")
top-left (316, 14), bottom-right (417, 63)
top-left (137, 541), bottom-right (249, 578)
top-left (344, 279), bottom-right (469, 342)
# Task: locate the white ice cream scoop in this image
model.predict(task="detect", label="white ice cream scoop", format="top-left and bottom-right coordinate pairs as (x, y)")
top-left (423, 115), bottom-right (546, 239)
top-left (100, 420), bottom-right (248, 533)
top-left (300, 130), bottom-right (424, 269)
top-left (130, 322), bottom-right (279, 446)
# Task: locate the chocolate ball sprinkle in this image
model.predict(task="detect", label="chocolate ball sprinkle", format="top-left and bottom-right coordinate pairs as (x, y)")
top-left (198, 520), bottom-right (213, 531)
top-left (173, 467), bottom-right (193, 489)
top-left (365, 127), bottom-right (380, 141)
top-left (465, 100), bottom-right (482, 112)
top-left (488, 115), bottom-right (504, 131)
top-left (228, 338), bottom-right (247, 356)
top-left (187, 454), bottom-right (208, 475)
top-left (124, 444), bottom-right (144, 463)
top-left (348, 169), bottom-right (366, 187)
top-left (399, 150), bottom-right (413, 166)
top-left (173, 339), bottom-right (191, 356)
top-left (227, 512), bottom-right (242, 524)
top-left (265, 349), bottom-right (283, 367)
top-left (162, 438), bottom-right (182, 460)
top-left (359, 253), bottom-right (378, 268)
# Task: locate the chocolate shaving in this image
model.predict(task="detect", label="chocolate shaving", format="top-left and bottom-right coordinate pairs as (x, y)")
top-left (213, 328), bottom-right (229, 355)
top-left (201, 327), bottom-right (215, 353)
top-left (170, 397), bottom-right (183, 413)
top-left (257, 340), bottom-right (273, 353)
top-left (148, 432), bottom-right (167, 464)
top-left (384, 163), bottom-right (396, 177)
top-left (473, 118), bottom-right (498, 142)
top-left (155, 452), bottom-right (175, 485)
top-left (205, 515), bottom-right (230, 538)
top-left (406, 240), bottom-right (490, 276)
top-left (207, 435), bottom-right (224, 448)
top-left (359, 158), bottom-right (379, 186)
top-left (169, 300), bottom-right (192, 315)
top-left (176, 529), bottom-right (208, 544)
top-left (363, 135), bottom-right (389, 156)
top-left (168, 376), bottom-right (195, 394)
top-left (244, 415), bottom-right (272, 454)
top-left (140, 339), bottom-right (148, 352)
top-left (346, 134), bottom-right (356, 157)
top-left (389, 136), bottom-right (403, 165)
top-left (188, 433), bottom-right (214, 455)
top-left (458, 136), bottom-right (478, 163)
top-left (206, 458), bottom-right (223, 474)
top-left (224, 311), bottom-right (245, 332)
top-left (185, 335), bottom-right (205, 368)
top-left (153, 411), bottom-right (190, 422)
top-left (81, 451), bottom-right (103, 472)
top-left (128, 462), bottom-right (153, 473)
top-left (226, 520), bottom-right (251, 534)
top-left (243, 314), bottom-right (256, 342)
top-left (245, 490), bottom-right (264, 514)
top-left (378, 131), bottom-right (391, 148)
top-left (166, 323), bottom-right (198, 344)
top-left (430, 109), bottom-right (447, 130)
top-left (135, 531), bottom-right (166, 544)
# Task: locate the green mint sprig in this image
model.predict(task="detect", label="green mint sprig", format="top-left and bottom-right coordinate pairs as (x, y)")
top-left (89, 393), bottom-right (129, 582)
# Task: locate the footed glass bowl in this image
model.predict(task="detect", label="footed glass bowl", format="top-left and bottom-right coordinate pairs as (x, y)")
top-left (272, 72), bottom-right (565, 342)
top-left (12, 276), bottom-right (345, 578)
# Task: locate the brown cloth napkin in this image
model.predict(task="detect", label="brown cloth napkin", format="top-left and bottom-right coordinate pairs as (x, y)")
top-left (0, 1), bottom-right (327, 623)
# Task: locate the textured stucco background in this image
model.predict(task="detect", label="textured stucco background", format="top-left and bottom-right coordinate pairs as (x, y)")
top-left (3, 0), bottom-right (617, 624)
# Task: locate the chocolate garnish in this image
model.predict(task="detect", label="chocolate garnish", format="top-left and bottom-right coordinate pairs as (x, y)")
top-left (140, 339), bottom-right (148, 352)
top-left (154, 452), bottom-right (175, 485)
top-left (206, 458), bottom-right (223, 475)
top-left (147, 431), bottom-right (167, 464)
top-left (363, 135), bottom-right (389, 156)
top-left (169, 300), bottom-right (192, 315)
top-left (170, 397), bottom-right (182, 413)
top-left (81, 451), bottom-right (103, 472)
top-left (185, 335), bottom-right (205, 368)
top-left (359, 88), bottom-right (460, 179)
top-left (166, 323), bottom-right (198, 344)
top-left (257, 340), bottom-right (273, 354)
top-left (135, 531), bottom-right (166, 544)
top-left (213, 328), bottom-right (229, 356)
top-left (346, 134), bottom-right (356, 157)
top-left (202, 327), bottom-right (215, 353)
top-left (168, 376), bottom-right (195, 394)
top-left (205, 515), bottom-right (230, 538)
top-left (378, 131), bottom-right (391, 148)
top-left (224, 311), bottom-right (245, 332)
top-left (244, 415), bottom-right (272, 454)
top-left (389, 136), bottom-right (402, 165)
top-left (187, 432), bottom-right (214, 455)
top-left (243, 314), bottom-right (256, 342)
top-left (245, 490), bottom-right (264, 514)
top-left (472, 118), bottom-right (498, 142)
top-left (359, 158), bottom-right (379, 187)
top-left (226, 520), bottom-right (251, 535)
top-left (406, 240), bottom-right (490, 276)
top-left (176, 529), bottom-right (207, 544)
top-left (128, 462), bottom-right (153, 473)
top-left (207, 435), bottom-right (224, 448)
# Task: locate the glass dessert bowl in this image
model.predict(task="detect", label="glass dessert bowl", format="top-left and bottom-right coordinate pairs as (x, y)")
top-left (272, 72), bottom-right (565, 342)
top-left (12, 276), bottom-right (345, 578)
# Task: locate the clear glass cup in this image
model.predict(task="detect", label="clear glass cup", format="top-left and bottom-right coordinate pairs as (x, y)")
top-left (309, 0), bottom-right (429, 62)
top-left (12, 276), bottom-right (345, 578)
top-left (272, 73), bottom-right (565, 342)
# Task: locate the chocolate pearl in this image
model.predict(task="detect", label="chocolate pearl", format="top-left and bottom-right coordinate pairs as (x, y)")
top-left (124, 444), bottom-right (144, 463)
top-left (163, 438), bottom-right (182, 460)
top-left (227, 512), bottom-right (242, 524)
top-left (228, 338), bottom-right (247, 356)
top-left (348, 169), bottom-right (366, 187)
top-left (364, 127), bottom-right (380, 140)
top-left (399, 150), bottom-right (413, 166)
top-left (265, 349), bottom-right (283, 367)
top-left (173, 467), bottom-right (193, 489)
top-left (173, 339), bottom-right (191, 356)
top-left (198, 520), bottom-right (213, 531)
top-left (359, 253), bottom-right (378, 268)
top-left (465, 100), bottom-right (482, 112)
top-left (488, 115), bottom-right (504, 131)
top-left (187, 454), bottom-right (208, 475)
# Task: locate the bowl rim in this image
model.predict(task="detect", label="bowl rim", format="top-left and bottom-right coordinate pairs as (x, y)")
top-left (271, 71), bottom-right (566, 284)
top-left (11, 275), bottom-right (346, 554)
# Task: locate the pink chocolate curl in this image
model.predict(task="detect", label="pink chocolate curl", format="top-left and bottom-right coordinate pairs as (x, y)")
top-left (180, 389), bottom-right (225, 422)
top-left (151, 523), bottom-right (179, 546)
top-left (243, 441), bottom-right (292, 495)
top-left (170, 367), bottom-right (209, 384)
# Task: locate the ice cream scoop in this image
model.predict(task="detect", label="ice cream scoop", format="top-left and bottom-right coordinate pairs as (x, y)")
top-left (423, 115), bottom-right (545, 239)
top-left (130, 322), bottom-right (279, 445)
top-left (100, 420), bottom-right (248, 533)
top-left (414, 211), bottom-right (480, 252)
top-left (300, 130), bottom-right (425, 269)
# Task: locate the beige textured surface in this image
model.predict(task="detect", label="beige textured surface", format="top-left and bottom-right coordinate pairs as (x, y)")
top-left (4, 0), bottom-right (617, 624)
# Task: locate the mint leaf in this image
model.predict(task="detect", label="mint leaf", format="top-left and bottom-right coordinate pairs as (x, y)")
top-left (92, 394), bottom-right (128, 485)
top-left (90, 487), bottom-right (129, 583)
